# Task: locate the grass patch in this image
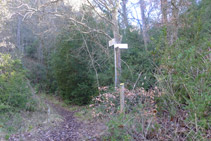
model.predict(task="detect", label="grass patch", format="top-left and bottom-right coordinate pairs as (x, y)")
top-left (74, 106), bottom-right (93, 121)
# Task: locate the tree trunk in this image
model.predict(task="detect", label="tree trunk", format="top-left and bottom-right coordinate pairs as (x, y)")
top-left (171, 0), bottom-right (179, 44)
top-left (161, 0), bottom-right (168, 25)
top-left (17, 16), bottom-right (23, 54)
top-left (38, 37), bottom-right (44, 63)
top-left (161, 0), bottom-right (169, 45)
top-left (112, 1), bottom-right (121, 88)
top-left (140, 0), bottom-right (149, 51)
top-left (122, 0), bottom-right (129, 29)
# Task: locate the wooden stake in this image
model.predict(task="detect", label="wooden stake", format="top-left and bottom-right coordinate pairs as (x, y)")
top-left (120, 83), bottom-right (125, 114)
top-left (114, 47), bottom-right (117, 88)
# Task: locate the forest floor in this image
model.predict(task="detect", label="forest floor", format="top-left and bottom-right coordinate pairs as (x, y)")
top-left (7, 93), bottom-right (107, 141)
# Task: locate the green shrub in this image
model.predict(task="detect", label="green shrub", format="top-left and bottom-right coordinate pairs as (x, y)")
top-left (25, 45), bottom-right (37, 58)
top-left (93, 89), bottom-right (158, 141)
top-left (155, 3), bottom-right (211, 130)
top-left (160, 42), bottom-right (210, 127)
top-left (0, 53), bottom-right (35, 112)
top-left (105, 114), bottom-right (133, 140)
top-left (50, 35), bottom-right (98, 105)
top-left (25, 40), bottom-right (39, 59)
top-left (104, 112), bottom-right (160, 140)
top-left (121, 29), bottom-right (157, 90)
top-left (23, 58), bottom-right (47, 90)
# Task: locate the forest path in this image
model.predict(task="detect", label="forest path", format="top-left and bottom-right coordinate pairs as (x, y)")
top-left (9, 100), bottom-right (78, 140)
top-left (9, 98), bottom-right (104, 141)
top-left (9, 82), bottom-right (106, 141)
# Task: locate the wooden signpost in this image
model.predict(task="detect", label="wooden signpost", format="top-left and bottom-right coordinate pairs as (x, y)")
top-left (109, 39), bottom-right (128, 88)
top-left (109, 39), bottom-right (128, 114)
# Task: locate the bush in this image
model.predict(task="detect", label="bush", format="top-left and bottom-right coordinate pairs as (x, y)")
top-left (0, 53), bottom-right (36, 112)
top-left (104, 112), bottom-right (159, 140)
top-left (91, 86), bottom-right (159, 140)
top-left (22, 57), bottom-right (47, 91)
top-left (50, 36), bottom-right (98, 105)
top-left (91, 86), bottom-right (158, 118)
top-left (121, 29), bottom-right (157, 90)
top-left (156, 41), bottom-right (211, 128)
top-left (155, 0), bottom-right (211, 130)
top-left (91, 85), bottom-right (209, 140)
top-left (25, 40), bottom-right (39, 59)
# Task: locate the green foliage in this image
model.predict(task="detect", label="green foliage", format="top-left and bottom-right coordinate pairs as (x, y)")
top-left (155, 0), bottom-right (211, 129)
top-left (121, 29), bottom-right (157, 90)
top-left (50, 33), bottom-right (98, 105)
top-left (105, 114), bottom-right (133, 140)
top-left (100, 104), bottom-right (156, 140)
top-left (25, 40), bottom-right (39, 59)
top-left (25, 45), bottom-right (37, 58)
top-left (23, 58), bottom-right (47, 91)
top-left (0, 53), bottom-right (35, 112)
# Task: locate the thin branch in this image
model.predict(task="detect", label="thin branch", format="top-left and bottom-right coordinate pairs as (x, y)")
top-left (133, 71), bottom-right (143, 91)
top-left (51, 12), bottom-right (112, 39)
top-left (82, 34), bottom-right (100, 88)
top-left (87, 0), bottom-right (114, 26)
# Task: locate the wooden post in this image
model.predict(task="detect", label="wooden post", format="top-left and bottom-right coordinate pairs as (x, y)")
top-left (109, 39), bottom-right (128, 89)
top-left (114, 47), bottom-right (117, 88)
top-left (120, 83), bottom-right (125, 114)
top-left (115, 47), bottom-right (121, 88)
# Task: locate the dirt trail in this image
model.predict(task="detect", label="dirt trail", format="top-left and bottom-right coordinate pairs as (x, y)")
top-left (37, 101), bottom-right (82, 141)
top-left (8, 81), bottom-right (106, 141)
top-left (9, 101), bottom-right (78, 141)
top-left (9, 99), bottom-right (106, 141)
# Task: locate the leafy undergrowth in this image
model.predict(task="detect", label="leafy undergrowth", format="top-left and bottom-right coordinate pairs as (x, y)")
top-left (90, 86), bottom-right (211, 140)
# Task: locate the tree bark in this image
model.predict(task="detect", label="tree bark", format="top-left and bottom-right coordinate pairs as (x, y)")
top-left (140, 0), bottom-right (149, 51)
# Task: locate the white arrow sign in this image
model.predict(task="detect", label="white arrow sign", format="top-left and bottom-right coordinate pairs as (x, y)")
top-left (109, 39), bottom-right (116, 47)
top-left (114, 44), bottom-right (128, 49)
